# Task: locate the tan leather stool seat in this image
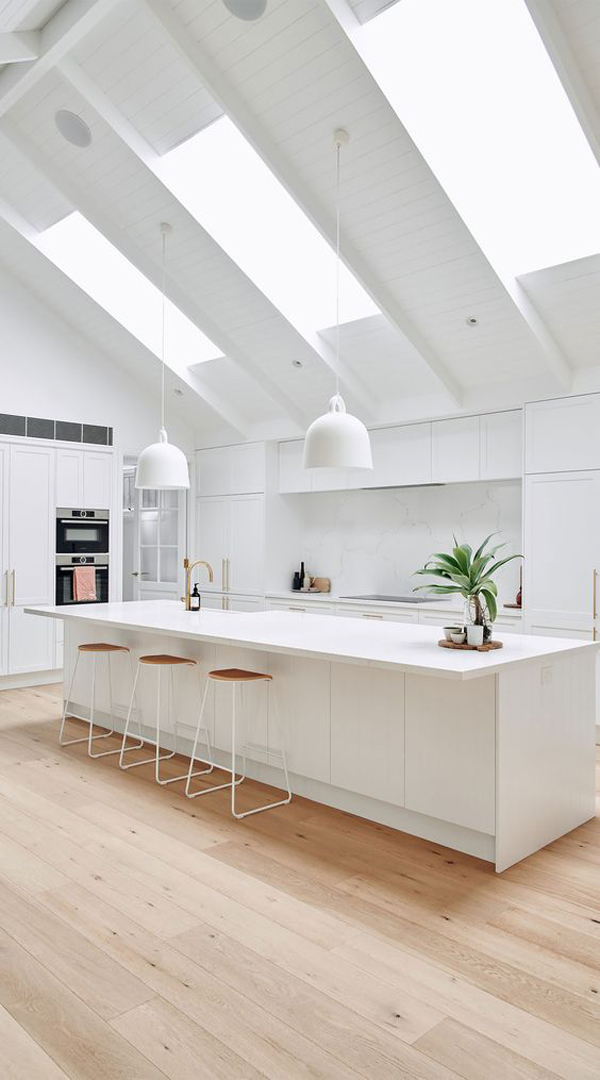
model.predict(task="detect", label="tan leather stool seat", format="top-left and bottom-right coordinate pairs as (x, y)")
top-left (139, 654), bottom-right (196, 666)
top-left (208, 668), bottom-right (272, 682)
top-left (78, 643), bottom-right (130, 653)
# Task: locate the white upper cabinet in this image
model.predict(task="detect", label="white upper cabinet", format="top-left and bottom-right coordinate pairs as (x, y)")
top-left (279, 440), bottom-right (307, 494)
top-left (480, 410), bottom-right (522, 480)
top-left (196, 443), bottom-right (265, 497)
top-left (431, 416), bottom-right (480, 483)
top-left (56, 448), bottom-right (112, 509)
top-left (525, 395), bottom-right (600, 474)
top-left (369, 423), bottom-right (432, 487)
top-left (83, 452), bottom-right (112, 509)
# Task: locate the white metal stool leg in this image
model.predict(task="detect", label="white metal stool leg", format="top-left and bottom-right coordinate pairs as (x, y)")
top-left (185, 679), bottom-right (241, 799)
top-left (232, 679), bottom-right (292, 819)
top-left (88, 651), bottom-right (143, 760)
top-left (155, 665), bottom-right (191, 786)
top-left (120, 660), bottom-right (175, 771)
top-left (59, 649), bottom-right (130, 753)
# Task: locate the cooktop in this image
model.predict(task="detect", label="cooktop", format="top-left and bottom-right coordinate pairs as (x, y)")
top-left (341, 594), bottom-right (446, 604)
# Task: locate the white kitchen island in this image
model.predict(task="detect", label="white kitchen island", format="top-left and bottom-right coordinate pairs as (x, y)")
top-left (27, 600), bottom-right (598, 872)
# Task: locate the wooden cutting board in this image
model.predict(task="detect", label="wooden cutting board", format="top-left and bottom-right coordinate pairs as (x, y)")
top-left (438, 639), bottom-right (503, 652)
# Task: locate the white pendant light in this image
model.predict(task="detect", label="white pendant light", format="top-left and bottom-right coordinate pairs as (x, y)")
top-left (223, 0), bottom-right (267, 20)
top-left (136, 223), bottom-right (190, 491)
top-left (303, 130), bottom-right (373, 471)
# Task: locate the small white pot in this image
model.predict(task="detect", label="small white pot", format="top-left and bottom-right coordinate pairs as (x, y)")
top-left (466, 624), bottom-right (484, 647)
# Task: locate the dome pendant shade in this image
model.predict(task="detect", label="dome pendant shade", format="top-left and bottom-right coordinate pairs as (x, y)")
top-left (223, 0), bottom-right (267, 19)
top-left (302, 395), bottom-right (373, 470)
top-left (135, 428), bottom-right (190, 490)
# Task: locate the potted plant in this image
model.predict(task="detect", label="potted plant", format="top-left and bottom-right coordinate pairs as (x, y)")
top-left (414, 534), bottom-right (522, 642)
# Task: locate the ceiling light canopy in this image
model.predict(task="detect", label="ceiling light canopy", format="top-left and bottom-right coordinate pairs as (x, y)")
top-left (55, 110), bottom-right (92, 148)
top-left (303, 131), bottom-right (373, 472)
top-left (136, 224), bottom-right (189, 491)
top-left (222, 0), bottom-right (267, 20)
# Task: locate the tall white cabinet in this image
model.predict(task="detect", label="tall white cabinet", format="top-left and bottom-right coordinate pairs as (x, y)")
top-left (2, 443), bottom-right (55, 674)
top-left (195, 443), bottom-right (266, 610)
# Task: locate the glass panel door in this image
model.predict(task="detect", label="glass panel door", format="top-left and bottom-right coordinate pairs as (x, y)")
top-left (133, 488), bottom-right (185, 600)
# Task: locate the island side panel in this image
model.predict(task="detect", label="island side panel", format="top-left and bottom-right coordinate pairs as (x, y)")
top-left (404, 674), bottom-right (496, 836)
top-left (495, 651), bottom-right (596, 873)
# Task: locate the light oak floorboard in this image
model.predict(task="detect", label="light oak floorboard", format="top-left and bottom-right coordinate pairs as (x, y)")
top-left (1, 683), bottom-right (599, 1080)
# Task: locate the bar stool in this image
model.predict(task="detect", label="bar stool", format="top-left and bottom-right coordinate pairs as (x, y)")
top-left (185, 668), bottom-right (292, 818)
top-left (119, 654), bottom-right (212, 788)
top-left (59, 643), bottom-right (144, 760)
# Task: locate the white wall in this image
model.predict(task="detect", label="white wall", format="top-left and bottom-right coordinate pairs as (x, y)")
top-left (285, 481), bottom-right (522, 605)
top-left (0, 266), bottom-right (193, 455)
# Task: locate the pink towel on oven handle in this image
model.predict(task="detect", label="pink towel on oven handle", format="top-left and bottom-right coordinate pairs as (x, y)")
top-left (73, 565), bottom-right (97, 602)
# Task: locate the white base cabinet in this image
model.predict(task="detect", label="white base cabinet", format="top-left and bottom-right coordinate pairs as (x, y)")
top-left (331, 664), bottom-right (405, 804)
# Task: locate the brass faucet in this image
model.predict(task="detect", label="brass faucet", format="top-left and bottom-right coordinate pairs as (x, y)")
top-left (183, 558), bottom-right (214, 610)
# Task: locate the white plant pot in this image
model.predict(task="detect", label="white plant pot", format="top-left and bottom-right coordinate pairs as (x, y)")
top-left (466, 624), bottom-right (484, 647)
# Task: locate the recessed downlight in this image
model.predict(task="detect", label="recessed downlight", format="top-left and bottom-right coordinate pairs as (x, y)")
top-left (292, 359), bottom-right (303, 369)
top-left (465, 315), bottom-right (478, 326)
top-left (55, 110), bottom-right (92, 148)
top-left (222, 0), bottom-right (267, 20)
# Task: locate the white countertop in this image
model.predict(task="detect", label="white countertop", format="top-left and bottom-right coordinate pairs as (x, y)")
top-left (27, 600), bottom-right (591, 680)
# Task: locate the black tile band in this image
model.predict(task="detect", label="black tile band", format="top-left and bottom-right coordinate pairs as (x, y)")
top-left (0, 414), bottom-right (113, 446)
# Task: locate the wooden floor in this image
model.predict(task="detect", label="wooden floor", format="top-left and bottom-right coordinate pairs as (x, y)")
top-left (0, 687), bottom-right (599, 1080)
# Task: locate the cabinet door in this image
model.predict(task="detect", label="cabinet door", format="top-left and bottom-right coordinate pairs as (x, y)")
top-left (480, 411), bottom-right (522, 480)
top-left (228, 495), bottom-right (264, 594)
top-left (331, 664), bottom-right (405, 804)
top-left (56, 449), bottom-right (83, 507)
top-left (370, 423), bottom-right (432, 487)
top-left (524, 471), bottom-right (600, 632)
top-left (431, 416), bottom-right (480, 482)
top-left (8, 444), bottom-right (55, 673)
top-left (196, 447), bottom-right (231, 497)
top-left (231, 443), bottom-right (265, 494)
top-left (196, 497), bottom-right (229, 591)
top-left (0, 445), bottom-right (8, 675)
top-left (83, 451), bottom-right (112, 509)
top-left (526, 395), bottom-right (600, 474)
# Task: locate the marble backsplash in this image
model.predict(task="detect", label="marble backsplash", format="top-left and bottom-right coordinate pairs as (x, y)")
top-left (293, 480), bottom-right (522, 606)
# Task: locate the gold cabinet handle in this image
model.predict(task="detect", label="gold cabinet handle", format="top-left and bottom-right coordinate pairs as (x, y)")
top-left (226, 558), bottom-right (230, 591)
top-left (362, 612), bottom-right (383, 620)
top-left (10, 569), bottom-right (15, 607)
top-left (221, 594), bottom-right (226, 610)
top-left (288, 605), bottom-right (306, 612)
top-left (594, 569), bottom-right (598, 640)
top-left (221, 558), bottom-right (226, 591)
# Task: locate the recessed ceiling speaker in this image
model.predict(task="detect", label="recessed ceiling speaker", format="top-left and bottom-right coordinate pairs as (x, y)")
top-left (222, 0), bottom-right (267, 20)
top-left (55, 110), bottom-right (92, 148)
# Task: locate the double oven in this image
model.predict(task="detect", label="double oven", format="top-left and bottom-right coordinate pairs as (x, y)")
top-left (55, 508), bottom-right (110, 606)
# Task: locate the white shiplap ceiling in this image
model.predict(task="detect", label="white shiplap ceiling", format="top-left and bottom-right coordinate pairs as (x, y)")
top-left (0, 0), bottom-right (598, 443)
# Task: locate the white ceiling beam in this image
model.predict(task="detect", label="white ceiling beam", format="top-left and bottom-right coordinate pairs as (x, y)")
top-left (326, 0), bottom-right (571, 393)
top-left (54, 56), bottom-right (312, 433)
top-left (0, 121), bottom-right (254, 439)
top-left (0, 32), bottom-right (40, 64)
top-left (140, 0), bottom-right (446, 410)
top-left (0, 0), bottom-right (122, 118)
top-left (525, 0), bottom-right (600, 167)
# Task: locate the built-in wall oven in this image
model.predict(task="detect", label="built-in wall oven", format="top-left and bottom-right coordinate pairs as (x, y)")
top-left (56, 508), bottom-right (109, 555)
top-left (55, 554), bottom-right (109, 606)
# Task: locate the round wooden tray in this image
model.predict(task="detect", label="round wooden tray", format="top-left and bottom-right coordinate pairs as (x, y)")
top-left (438, 639), bottom-right (503, 652)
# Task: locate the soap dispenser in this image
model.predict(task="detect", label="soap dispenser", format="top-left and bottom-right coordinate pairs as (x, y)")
top-left (190, 584), bottom-right (201, 611)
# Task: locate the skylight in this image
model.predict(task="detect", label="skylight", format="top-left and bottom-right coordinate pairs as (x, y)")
top-left (35, 212), bottom-right (222, 371)
top-left (156, 116), bottom-right (378, 334)
top-left (358, 0), bottom-right (600, 277)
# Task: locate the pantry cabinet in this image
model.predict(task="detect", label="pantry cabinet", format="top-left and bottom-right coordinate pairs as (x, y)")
top-left (5, 444), bottom-right (55, 673)
top-left (523, 471), bottom-right (600, 635)
top-left (196, 494), bottom-right (265, 596)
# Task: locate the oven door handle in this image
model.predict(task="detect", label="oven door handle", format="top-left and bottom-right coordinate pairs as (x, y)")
top-left (58, 565), bottom-right (108, 571)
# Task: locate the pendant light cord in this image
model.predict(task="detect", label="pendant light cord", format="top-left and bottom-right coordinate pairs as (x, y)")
top-left (335, 139), bottom-right (341, 400)
top-left (161, 227), bottom-right (166, 433)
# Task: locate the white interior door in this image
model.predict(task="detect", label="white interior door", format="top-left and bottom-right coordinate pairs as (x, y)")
top-left (8, 443), bottom-right (55, 673)
top-left (133, 488), bottom-right (185, 600)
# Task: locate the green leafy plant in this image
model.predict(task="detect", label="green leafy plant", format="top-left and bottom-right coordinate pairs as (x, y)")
top-left (413, 533), bottom-right (522, 625)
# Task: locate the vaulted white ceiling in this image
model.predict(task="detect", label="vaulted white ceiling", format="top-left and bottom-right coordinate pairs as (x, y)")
top-left (0, 0), bottom-right (598, 445)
